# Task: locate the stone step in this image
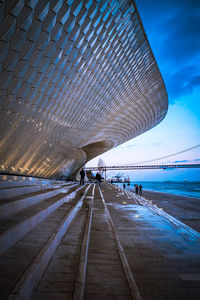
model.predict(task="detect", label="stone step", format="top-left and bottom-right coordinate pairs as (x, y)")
top-left (0, 183), bottom-right (55, 200)
top-left (0, 183), bottom-right (78, 217)
top-left (0, 184), bottom-right (92, 300)
top-left (32, 184), bottom-right (133, 300)
top-left (0, 184), bottom-right (84, 255)
top-left (0, 179), bottom-right (41, 188)
top-left (33, 198), bottom-right (91, 300)
top-left (0, 174), bottom-right (54, 188)
top-left (0, 174), bottom-right (73, 189)
top-left (0, 179), bottom-right (75, 199)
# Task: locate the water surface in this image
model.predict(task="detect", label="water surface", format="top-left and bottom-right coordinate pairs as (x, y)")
top-left (114, 181), bottom-right (200, 199)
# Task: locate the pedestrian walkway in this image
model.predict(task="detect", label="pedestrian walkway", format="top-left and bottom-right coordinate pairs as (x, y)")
top-left (0, 176), bottom-right (200, 299)
top-left (103, 183), bottom-right (200, 300)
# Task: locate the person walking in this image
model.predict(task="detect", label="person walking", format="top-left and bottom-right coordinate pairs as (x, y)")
top-left (139, 184), bottom-right (142, 195)
top-left (80, 168), bottom-right (85, 185)
top-left (96, 172), bottom-right (101, 183)
top-left (135, 184), bottom-right (139, 194)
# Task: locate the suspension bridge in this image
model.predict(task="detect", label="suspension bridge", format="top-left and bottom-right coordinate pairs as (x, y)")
top-left (85, 164), bottom-right (200, 171)
top-left (85, 144), bottom-right (200, 172)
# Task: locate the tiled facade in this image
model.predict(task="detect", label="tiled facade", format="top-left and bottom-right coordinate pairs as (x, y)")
top-left (0, 0), bottom-right (168, 178)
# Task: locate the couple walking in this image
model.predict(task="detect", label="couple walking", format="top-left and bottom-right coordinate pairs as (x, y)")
top-left (135, 184), bottom-right (142, 195)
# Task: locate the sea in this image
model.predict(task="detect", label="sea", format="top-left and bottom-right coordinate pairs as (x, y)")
top-left (114, 181), bottom-right (200, 199)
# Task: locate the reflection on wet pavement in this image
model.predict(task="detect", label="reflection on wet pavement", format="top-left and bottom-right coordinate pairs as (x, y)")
top-left (101, 183), bottom-right (200, 299)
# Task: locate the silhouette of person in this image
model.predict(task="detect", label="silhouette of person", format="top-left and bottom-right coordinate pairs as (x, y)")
top-left (123, 183), bottom-right (126, 189)
top-left (96, 172), bottom-right (101, 183)
top-left (80, 168), bottom-right (85, 185)
top-left (135, 184), bottom-right (139, 194)
top-left (139, 184), bottom-right (142, 195)
top-left (99, 173), bottom-right (102, 182)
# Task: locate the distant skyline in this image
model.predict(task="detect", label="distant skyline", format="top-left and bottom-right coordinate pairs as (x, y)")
top-left (87, 0), bottom-right (200, 181)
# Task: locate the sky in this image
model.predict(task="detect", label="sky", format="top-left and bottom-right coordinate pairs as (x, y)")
top-left (87, 0), bottom-right (200, 181)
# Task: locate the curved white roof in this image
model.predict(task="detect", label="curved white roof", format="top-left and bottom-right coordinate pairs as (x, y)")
top-left (0, 0), bottom-right (168, 178)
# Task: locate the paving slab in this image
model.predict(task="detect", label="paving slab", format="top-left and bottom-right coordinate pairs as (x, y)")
top-left (101, 183), bottom-right (200, 300)
top-left (1, 181), bottom-right (199, 300)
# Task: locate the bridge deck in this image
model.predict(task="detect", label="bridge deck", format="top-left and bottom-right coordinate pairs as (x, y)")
top-left (86, 163), bottom-right (200, 171)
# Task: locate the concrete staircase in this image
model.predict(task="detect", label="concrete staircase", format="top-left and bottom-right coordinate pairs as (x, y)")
top-left (0, 174), bottom-right (91, 300)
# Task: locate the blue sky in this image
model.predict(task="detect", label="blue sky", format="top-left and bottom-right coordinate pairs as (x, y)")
top-left (87, 0), bottom-right (200, 181)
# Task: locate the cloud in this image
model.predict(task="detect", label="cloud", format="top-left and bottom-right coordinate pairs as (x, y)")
top-left (166, 70), bottom-right (200, 100)
top-left (160, 6), bottom-right (200, 101)
top-left (161, 10), bottom-right (200, 63)
top-left (172, 160), bottom-right (189, 163)
top-left (172, 159), bottom-right (200, 163)
top-left (136, 0), bottom-right (200, 103)
top-left (118, 142), bottom-right (163, 149)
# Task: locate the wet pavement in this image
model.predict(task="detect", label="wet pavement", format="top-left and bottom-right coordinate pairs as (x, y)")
top-left (1, 179), bottom-right (200, 299)
top-left (138, 189), bottom-right (200, 233)
top-left (101, 183), bottom-right (200, 300)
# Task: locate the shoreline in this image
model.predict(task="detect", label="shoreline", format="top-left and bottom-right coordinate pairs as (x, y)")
top-left (132, 187), bottom-right (200, 200)
top-left (114, 182), bottom-right (200, 200)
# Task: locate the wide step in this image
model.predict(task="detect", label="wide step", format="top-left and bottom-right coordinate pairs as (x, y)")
top-left (0, 183), bottom-right (78, 217)
top-left (0, 184), bottom-right (82, 255)
top-left (0, 183), bottom-right (91, 299)
top-left (32, 185), bottom-right (134, 300)
top-left (0, 181), bottom-right (141, 300)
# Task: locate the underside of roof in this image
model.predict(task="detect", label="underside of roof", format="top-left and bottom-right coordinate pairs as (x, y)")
top-left (0, 0), bottom-right (168, 178)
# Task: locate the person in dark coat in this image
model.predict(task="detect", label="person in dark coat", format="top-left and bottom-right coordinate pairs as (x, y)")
top-left (139, 184), bottom-right (142, 195)
top-left (96, 172), bottom-right (101, 183)
top-left (80, 168), bottom-right (85, 185)
top-left (135, 184), bottom-right (139, 194)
